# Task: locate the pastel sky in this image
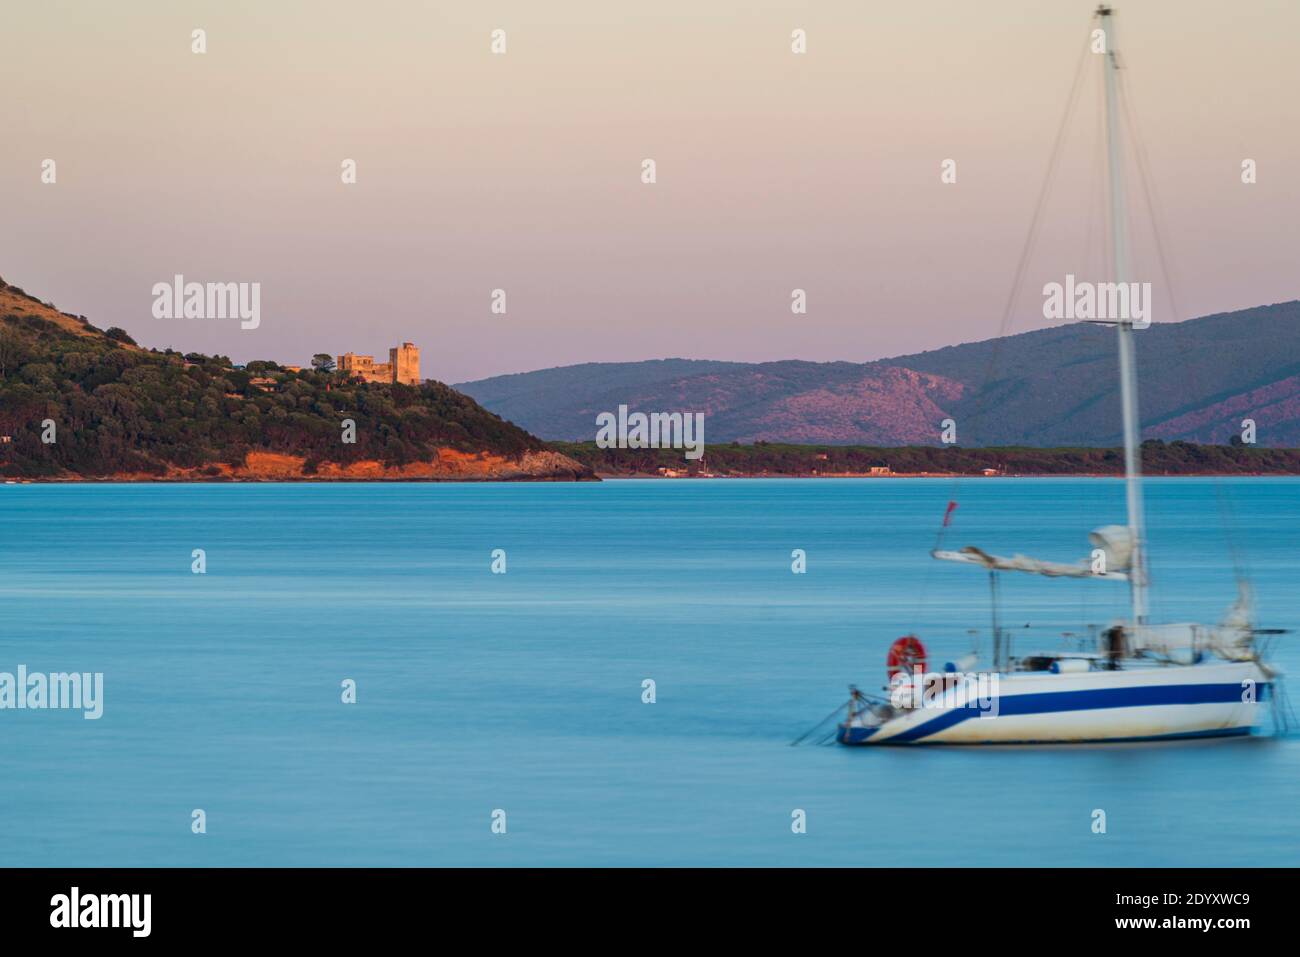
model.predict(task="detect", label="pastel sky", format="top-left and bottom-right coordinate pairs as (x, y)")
top-left (4, 0), bottom-right (1297, 382)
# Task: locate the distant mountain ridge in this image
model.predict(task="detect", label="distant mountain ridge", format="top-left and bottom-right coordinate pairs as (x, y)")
top-left (456, 301), bottom-right (1300, 446)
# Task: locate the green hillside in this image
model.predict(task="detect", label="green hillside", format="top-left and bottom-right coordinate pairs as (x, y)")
top-left (0, 277), bottom-right (572, 479)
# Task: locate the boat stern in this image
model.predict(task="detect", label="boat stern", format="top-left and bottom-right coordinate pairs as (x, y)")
top-left (836, 723), bottom-right (879, 745)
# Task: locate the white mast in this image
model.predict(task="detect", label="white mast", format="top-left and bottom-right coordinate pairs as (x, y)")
top-left (1099, 5), bottom-right (1148, 624)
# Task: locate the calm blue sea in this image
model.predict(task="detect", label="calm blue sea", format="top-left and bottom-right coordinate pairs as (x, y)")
top-left (1, 477), bottom-right (1297, 866)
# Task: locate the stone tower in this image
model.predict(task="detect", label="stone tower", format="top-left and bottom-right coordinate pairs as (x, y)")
top-left (390, 342), bottom-right (420, 385)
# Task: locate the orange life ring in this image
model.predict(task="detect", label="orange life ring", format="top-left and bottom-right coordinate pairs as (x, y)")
top-left (887, 635), bottom-right (928, 679)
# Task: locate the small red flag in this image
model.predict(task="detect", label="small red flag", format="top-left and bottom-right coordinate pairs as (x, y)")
top-left (942, 501), bottom-right (958, 527)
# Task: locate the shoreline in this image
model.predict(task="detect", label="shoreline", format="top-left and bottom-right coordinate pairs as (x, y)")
top-left (6, 475), bottom-right (597, 484)
top-left (593, 471), bottom-right (1299, 480)
top-left (3, 450), bottom-right (596, 484)
top-left (551, 440), bottom-right (1300, 481)
top-left (8, 470), bottom-right (1298, 484)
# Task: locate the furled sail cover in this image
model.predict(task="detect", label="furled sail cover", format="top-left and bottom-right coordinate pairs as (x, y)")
top-left (931, 525), bottom-right (1131, 581)
top-left (1128, 589), bottom-right (1256, 661)
top-left (1087, 525), bottom-right (1133, 572)
top-left (1129, 623), bottom-right (1202, 655)
top-left (1128, 623), bottom-right (1253, 661)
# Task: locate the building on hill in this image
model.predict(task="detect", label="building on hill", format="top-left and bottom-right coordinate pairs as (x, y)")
top-left (390, 342), bottom-right (419, 384)
top-left (337, 343), bottom-right (420, 384)
top-left (337, 352), bottom-right (387, 381)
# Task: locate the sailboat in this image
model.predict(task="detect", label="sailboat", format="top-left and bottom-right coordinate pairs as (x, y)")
top-left (836, 6), bottom-right (1284, 746)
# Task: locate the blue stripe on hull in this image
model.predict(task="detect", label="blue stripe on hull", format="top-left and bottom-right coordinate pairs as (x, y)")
top-left (836, 681), bottom-right (1265, 746)
top-left (838, 726), bottom-right (878, 745)
top-left (837, 725), bottom-right (1254, 746)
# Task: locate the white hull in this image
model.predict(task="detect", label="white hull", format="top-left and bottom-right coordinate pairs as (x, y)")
top-left (838, 661), bottom-right (1269, 745)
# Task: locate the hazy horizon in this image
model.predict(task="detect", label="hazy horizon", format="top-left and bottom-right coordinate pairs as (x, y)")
top-left (5, 0), bottom-right (1298, 382)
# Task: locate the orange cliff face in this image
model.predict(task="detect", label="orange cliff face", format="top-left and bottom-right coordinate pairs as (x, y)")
top-left (67, 449), bottom-right (595, 483)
